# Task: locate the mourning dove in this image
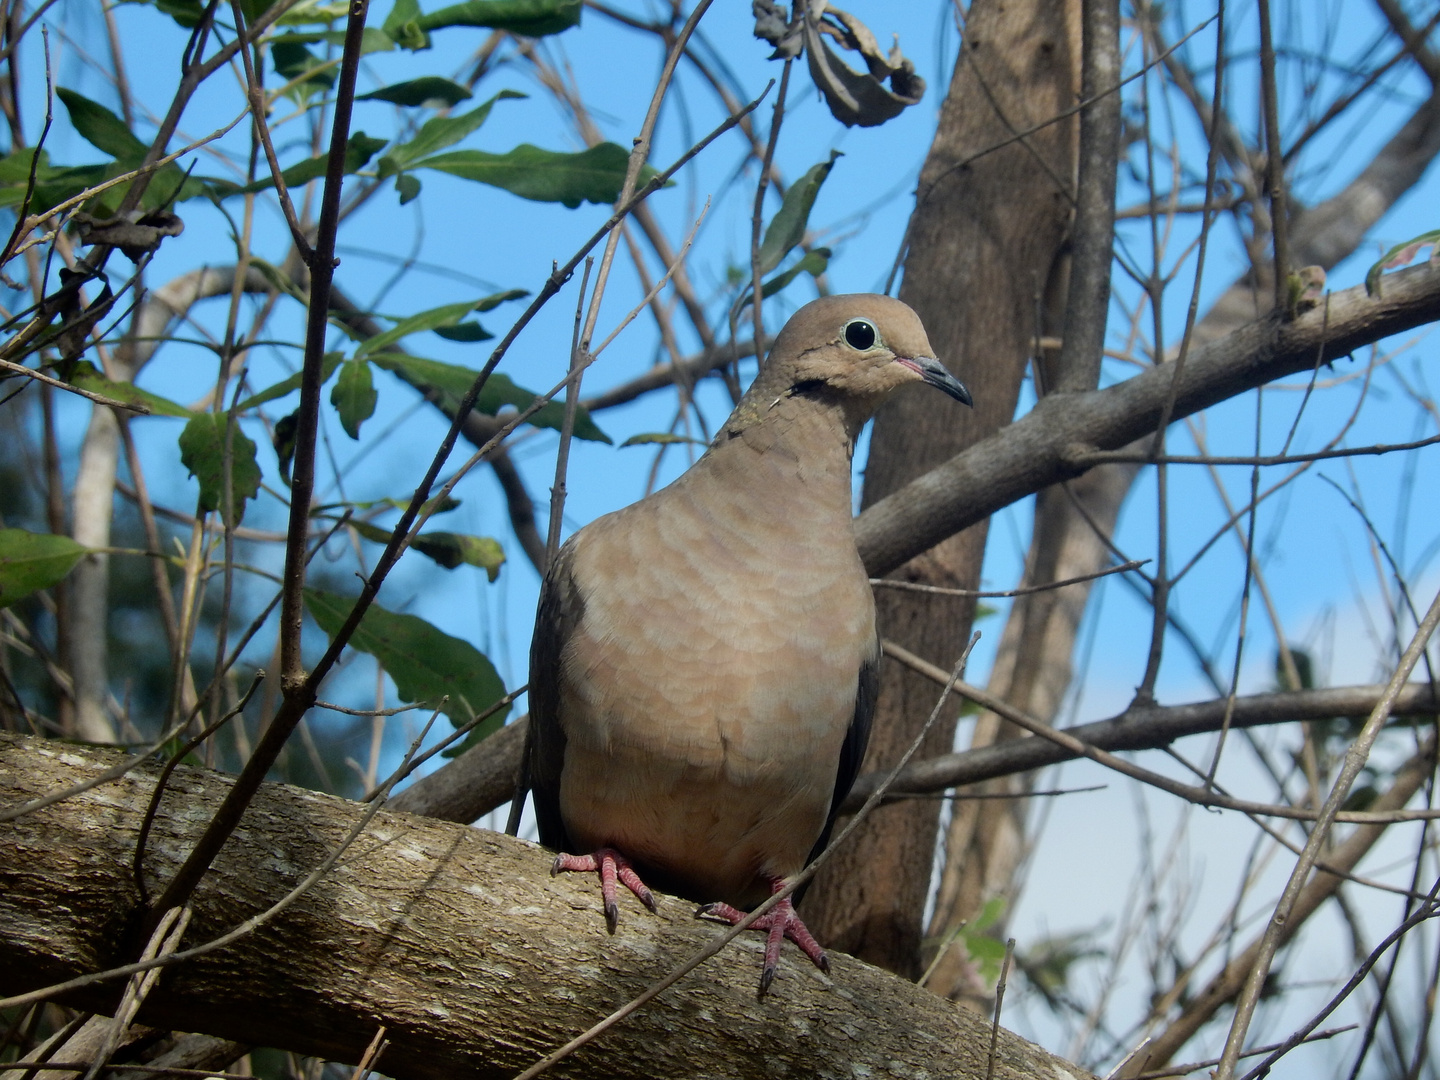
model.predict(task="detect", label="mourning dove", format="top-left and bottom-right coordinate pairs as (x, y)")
top-left (527, 293), bottom-right (971, 994)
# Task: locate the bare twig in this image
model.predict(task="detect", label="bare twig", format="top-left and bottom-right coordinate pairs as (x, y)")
top-left (229, 0), bottom-right (313, 262)
top-left (749, 46), bottom-right (793, 372)
top-left (1068, 432), bottom-right (1440, 466)
top-left (1255, 0), bottom-right (1289, 312)
top-left (543, 257), bottom-right (594, 569)
top-left (880, 640), bottom-right (1440, 825)
top-left (984, 938), bottom-right (1017, 1080)
top-left (1129, 1026), bottom-right (1354, 1079)
top-left (1213, 584), bottom-right (1440, 1079)
top-left (1236, 896), bottom-right (1439, 1079)
top-left (0, 357), bottom-right (148, 411)
top-left (870, 559), bottom-right (1146, 598)
top-left (80, 906), bottom-right (192, 1080)
top-left (347, 1026), bottom-right (388, 1080)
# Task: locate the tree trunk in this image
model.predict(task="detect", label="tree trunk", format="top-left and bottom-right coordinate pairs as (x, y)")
top-left (803, 0), bottom-right (1081, 978)
top-left (923, 66), bottom-right (1440, 1002)
top-left (0, 733), bottom-right (1094, 1080)
top-left (924, 462), bottom-right (1137, 1003)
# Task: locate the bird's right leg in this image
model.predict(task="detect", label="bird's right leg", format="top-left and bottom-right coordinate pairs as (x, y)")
top-left (551, 847), bottom-right (657, 933)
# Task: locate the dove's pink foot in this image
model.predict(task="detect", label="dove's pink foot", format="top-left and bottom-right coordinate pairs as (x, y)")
top-left (551, 847), bottom-right (657, 933)
top-left (697, 877), bottom-right (829, 996)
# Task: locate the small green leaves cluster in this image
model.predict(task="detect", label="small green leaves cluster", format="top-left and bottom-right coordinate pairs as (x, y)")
top-left (306, 587), bottom-right (511, 752)
top-left (0, 0), bottom-right (634, 753)
top-left (734, 150), bottom-right (841, 309)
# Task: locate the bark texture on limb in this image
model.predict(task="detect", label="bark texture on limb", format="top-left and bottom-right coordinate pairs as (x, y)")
top-left (804, 0), bottom-right (1081, 979)
top-left (0, 734), bottom-right (1094, 1080)
top-left (853, 259), bottom-right (1440, 579)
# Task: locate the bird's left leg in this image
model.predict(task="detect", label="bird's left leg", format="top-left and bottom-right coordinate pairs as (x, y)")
top-left (697, 877), bottom-right (829, 996)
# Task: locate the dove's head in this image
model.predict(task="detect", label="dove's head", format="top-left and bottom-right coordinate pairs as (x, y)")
top-left (769, 293), bottom-right (972, 410)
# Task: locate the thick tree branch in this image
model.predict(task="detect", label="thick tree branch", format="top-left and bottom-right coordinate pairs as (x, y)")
top-left (855, 261), bottom-right (1440, 578)
top-left (390, 681), bottom-right (1440, 828)
top-left (0, 734), bottom-right (1090, 1080)
top-left (846, 680), bottom-right (1440, 810)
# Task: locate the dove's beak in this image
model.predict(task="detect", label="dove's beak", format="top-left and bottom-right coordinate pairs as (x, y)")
top-left (898, 355), bottom-right (972, 406)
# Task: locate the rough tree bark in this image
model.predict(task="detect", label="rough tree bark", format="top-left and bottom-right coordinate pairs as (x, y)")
top-left (923, 0), bottom-right (1120, 1002)
top-left (0, 734), bottom-right (1094, 1080)
top-left (804, 0), bottom-right (1082, 979)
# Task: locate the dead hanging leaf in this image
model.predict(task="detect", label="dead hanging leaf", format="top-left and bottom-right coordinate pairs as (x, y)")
top-left (752, 0), bottom-right (803, 59)
top-left (41, 268), bottom-right (115, 375)
top-left (802, 3), bottom-right (925, 128)
top-left (74, 209), bottom-right (185, 261)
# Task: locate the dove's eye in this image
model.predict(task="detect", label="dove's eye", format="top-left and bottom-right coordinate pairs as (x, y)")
top-left (843, 318), bottom-right (878, 350)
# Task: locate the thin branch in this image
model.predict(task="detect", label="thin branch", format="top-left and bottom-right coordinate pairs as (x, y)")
top-left (0, 357), bottom-right (148, 412)
top-left (1067, 432), bottom-right (1440, 466)
top-left (984, 938), bottom-right (1017, 1080)
top-left (1235, 895), bottom-right (1440, 1080)
top-left (1256, 0), bottom-right (1290, 312)
top-left (229, 0), bottom-right (313, 262)
top-left (869, 558), bottom-right (1146, 599)
top-left (1213, 585), bottom-right (1440, 1079)
top-left (879, 640), bottom-right (1440, 824)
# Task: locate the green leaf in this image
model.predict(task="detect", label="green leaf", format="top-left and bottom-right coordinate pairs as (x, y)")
top-left (273, 409), bottom-right (299, 485)
top-left (350, 521), bottom-right (505, 579)
top-left (395, 173), bottom-right (423, 204)
top-left (0, 148), bottom-right (108, 213)
top-left (114, 0), bottom-right (207, 28)
top-left (432, 320), bottom-right (490, 341)
top-left (320, 493), bottom-right (461, 516)
top-left (68, 361), bottom-right (194, 417)
top-left (381, 0), bottom-right (429, 46)
top-left (379, 90), bottom-right (525, 174)
top-left (370, 353), bottom-right (610, 442)
top-left (737, 247), bottom-right (831, 309)
top-left (331, 358), bottom-right (377, 439)
top-left (763, 248), bottom-right (830, 298)
top-left (382, 0), bottom-right (422, 32)
top-left (757, 150), bottom-right (841, 275)
top-left (56, 88), bottom-right (148, 163)
top-left (414, 0), bottom-right (581, 36)
top-left (266, 28), bottom-right (396, 54)
top-left (236, 352), bottom-right (344, 411)
top-left (46, 96), bottom-right (201, 212)
top-left (304, 589), bottom-right (510, 739)
top-left (971, 895), bottom-right (1006, 932)
top-left (1365, 228), bottom-right (1440, 296)
top-left (412, 531), bottom-right (505, 578)
top-left (354, 290), bottom-right (526, 356)
top-left (178, 413), bottom-right (263, 525)
top-left (215, 133), bottom-right (388, 198)
top-left (357, 77), bottom-right (473, 108)
top-left (414, 141), bottom-right (637, 207)
top-left (0, 529), bottom-right (89, 610)
top-left (271, 39), bottom-right (336, 91)
top-left (620, 432), bottom-right (705, 448)
top-left (280, 130), bottom-right (388, 189)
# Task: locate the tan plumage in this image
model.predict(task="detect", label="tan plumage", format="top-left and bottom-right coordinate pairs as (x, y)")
top-left (527, 293), bottom-right (970, 992)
